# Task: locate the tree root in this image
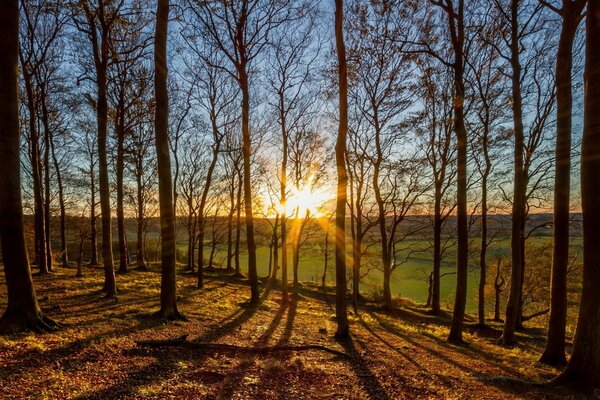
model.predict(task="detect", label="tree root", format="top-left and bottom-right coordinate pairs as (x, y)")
top-left (0, 312), bottom-right (64, 334)
top-left (151, 308), bottom-right (187, 322)
top-left (136, 335), bottom-right (348, 358)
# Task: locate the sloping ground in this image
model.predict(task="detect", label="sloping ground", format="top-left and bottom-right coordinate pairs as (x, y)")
top-left (0, 266), bottom-right (593, 399)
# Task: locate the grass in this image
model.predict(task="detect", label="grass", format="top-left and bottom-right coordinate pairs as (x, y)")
top-left (0, 265), bottom-right (594, 399)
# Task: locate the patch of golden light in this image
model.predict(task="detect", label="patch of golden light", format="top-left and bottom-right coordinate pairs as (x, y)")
top-left (286, 185), bottom-right (333, 217)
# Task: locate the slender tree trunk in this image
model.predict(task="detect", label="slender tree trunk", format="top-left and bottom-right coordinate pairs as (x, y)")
top-left (116, 98), bottom-right (128, 274)
top-left (334, 0), bottom-right (349, 340)
top-left (90, 159), bottom-right (98, 266)
top-left (0, 0), bottom-right (58, 332)
top-left (280, 95), bottom-right (289, 299)
top-left (322, 224), bottom-right (329, 289)
top-left (21, 68), bottom-right (47, 275)
top-left (541, 0), bottom-right (583, 366)
top-left (478, 126), bottom-right (491, 326)
top-left (97, 29), bottom-right (117, 297)
top-left (187, 204), bottom-right (195, 271)
top-left (501, 0), bottom-right (526, 345)
top-left (50, 131), bottom-right (68, 267)
top-left (372, 114), bottom-right (392, 308)
top-left (153, 0), bottom-right (183, 320)
top-left (234, 169), bottom-right (242, 276)
top-left (292, 206), bottom-right (300, 291)
top-left (196, 116), bottom-right (221, 288)
top-left (445, 0), bottom-right (468, 345)
top-left (269, 214), bottom-right (279, 281)
top-left (226, 178), bottom-right (234, 271)
top-left (197, 217), bottom-right (205, 288)
top-left (136, 172), bottom-right (147, 270)
top-left (432, 192), bottom-right (442, 314)
top-left (42, 99), bottom-right (52, 272)
top-left (76, 235), bottom-right (84, 278)
top-left (239, 70), bottom-right (259, 304)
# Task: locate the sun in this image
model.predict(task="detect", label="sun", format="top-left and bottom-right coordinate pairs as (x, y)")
top-left (286, 185), bottom-right (333, 217)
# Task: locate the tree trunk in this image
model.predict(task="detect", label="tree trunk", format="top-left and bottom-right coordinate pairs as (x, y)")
top-left (97, 28), bottom-right (116, 297)
top-left (501, 0), bottom-right (526, 345)
top-left (280, 93), bottom-right (289, 299)
top-left (153, 0), bottom-right (183, 320)
top-left (269, 214), bottom-right (279, 282)
top-left (555, 1), bottom-right (600, 388)
top-left (21, 63), bottom-right (47, 275)
top-left (234, 169), bottom-right (242, 276)
top-left (116, 97), bottom-right (129, 274)
top-left (541, 0), bottom-right (583, 366)
top-left (239, 69), bottom-right (259, 304)
top-left (90, 158), bottom-right (98, 266)
top-left (0, 0), bottom-right (58, 332)
top-left (42, 97), bottom-right (53, 272)
top-left (478, 130), bottom-right (491, 326)
top-left (197, 218), bottom-right (205, 288)
top-left (432, 191), bottom-right (442, 314)
top-left (135, 169), bottom-right (147, 270)
top-left (446, 0), bottom-right (468, 345)
top-left (196, 114), bottom-right (221, 288)
top-left (373, 112), bottom-right (391, 309)
top-left (50, 129), bottom-right (68, 267)
top-left (226, 176), bottom-right (234, 271)
top-left (334, 0), bottom-right (349, 340)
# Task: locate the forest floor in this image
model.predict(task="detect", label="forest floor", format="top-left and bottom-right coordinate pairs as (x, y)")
top-left (0, 265), bottom-right (596, 400)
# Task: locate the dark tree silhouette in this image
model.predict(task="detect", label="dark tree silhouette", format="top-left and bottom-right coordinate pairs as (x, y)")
top-left (334, 0), bottom-right (350, 341)
top-left (153, 0), bottom-right (183, 321)
top-left (539, 0), bottom-right (585, 367)
top-left (0, 0), bottom-right (59, 333)
top-left (554, 0), bottom-right (600, 389)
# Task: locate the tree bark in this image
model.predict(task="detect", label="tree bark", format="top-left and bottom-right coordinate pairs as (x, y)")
top-left (540, 0), bottom-right (584, 367)
top-left (196, 111), bottom-right (222, 289)
top-left (501, 0), bottom-right (526, 346)
top-left (41, 95), bottom-right (53, 272)
top-left (444, 0), bottom-right (468, 345)
top-left (153, 0), bottom-right (183, 320)
top-left (280, 92), bottom-right (289, 299)
top-left (555, 0), bottom-right (600, 388)
top-left (0, 0), bottom-right (58, 333)
top-left (93, 13), bottom-right (117, 296)
top-left (239, 68), bottom-right (259, 304)
top-left (90, 158), bottom-right (98, 266)
top-left (334, 0), bottom-right (349, 340)
top-left (21, 59), bottom-right (47, 275)
top-left (136, 171), bottom-right (147, 270)
top-left (116, 95), bottom-right (129, 274)
top-left (50, 128), bottom-right (68, 267)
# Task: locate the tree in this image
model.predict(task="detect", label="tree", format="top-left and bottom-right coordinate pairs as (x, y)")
top-left (19, 0), bottom-right (65, 274)
top-left (416, 60), bottom-right (457, 315)
top-left (465, 12), bottom-right (508, 326)
top-left (266, 9), bottom-right (319, 300)
top-left (0, 0), bottom-right (59, 333)
top-left (109, 3), bottom-right (151, 274)
top-left (153, 0), bottom-right (183, 320)
top-left (553, 0), bottom-right (600, 389)
top-left (334, 0), bottom-right (350, 340)
top-left (347, 0), bottom-right (413, 309)
top-left (556, 0), bottom-right (600, 389)
top-left (189, 0), bottom-right (282, 304)
top-left (74, 0), bottom-right (123, 297)
top-left (491, 0), bottom-right (549, 344)
top-left (539, 0), bottom-right (585, 367)
top-left (427, 0), bottom-right (469, 345)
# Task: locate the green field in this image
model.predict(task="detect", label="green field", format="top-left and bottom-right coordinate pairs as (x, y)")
top-left (175, 237), bottom-right (546, 313)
